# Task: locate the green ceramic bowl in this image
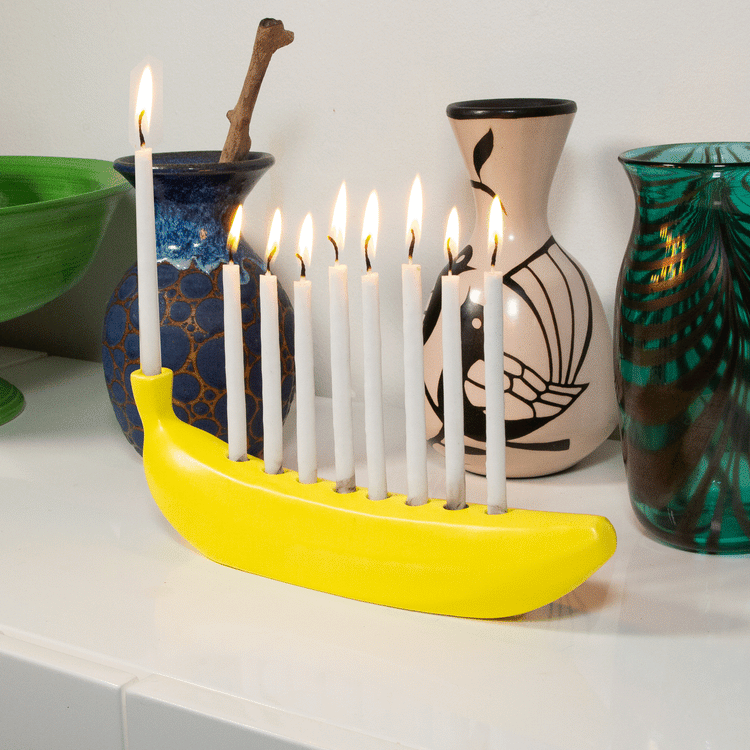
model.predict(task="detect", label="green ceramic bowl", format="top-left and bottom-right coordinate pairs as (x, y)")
top-left (0, 155), bottom-right (130, 322)
top-left (0, 156), bottom-right (130, 424)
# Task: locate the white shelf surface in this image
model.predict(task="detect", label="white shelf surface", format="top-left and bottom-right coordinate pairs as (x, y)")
top-left (1, 352), bottom-right (749, 750)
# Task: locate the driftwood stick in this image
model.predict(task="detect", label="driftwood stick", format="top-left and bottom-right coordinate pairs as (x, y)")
top-left (219, 18), bottom-right (294, 162)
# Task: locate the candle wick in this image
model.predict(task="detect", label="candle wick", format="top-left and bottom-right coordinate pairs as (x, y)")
top-left (408, 228), bottom-right (415, 263)
top-left (491, 235), bottom-right (498, 269)
top-left (296, 252), bottom-right (306, 279)
top-left (327, 235), bottom-right (339, 264)
top-left (138, 110), bottom-right (146, 148)
top-left (447, 244), bottom-right (454, 275)
top-left (266, 245), bottom-right (277, 274)
top-left (364, 235), bottom-right (372, 273)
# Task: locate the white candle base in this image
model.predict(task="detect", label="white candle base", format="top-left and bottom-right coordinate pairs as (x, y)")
top-left (294, 279), bottom-right (317, 485)
top-left (135, 146), bottom-right (162, 377)
top-left (441, 274), bottom-right (467, 510)
top-left (402, 263), bottom-right (428, 506)
top-left (260, 273), bottom-right (283, 476)
top-left (484, 270), bottom-right (507, 513)
top-left (222, 262), bottom-right (248, 462)
top-left (335, 476), bottom-right (356, 494)
top-left (329, 264), bottom-right (356, 493)
top-left (362, 272), bottom-right (387, 501)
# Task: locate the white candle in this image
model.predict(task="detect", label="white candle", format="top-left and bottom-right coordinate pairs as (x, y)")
top-left (260, 209), bottom-right (284, 475)
top-left (328, 182), bottom-right (356, 493)
top-left (294, 213), bottom-right (317, 485)
top-left (442, 208), bottom-right (466, 510)
top-left (222, 206), bottom-right (247, 462)
top-left (361, 191), bottom-right (387, 501)
top-left (402, 176), bottom-right (428, 506)
top-left (132, 64), bottom-right (161, 376)
top-left (485, 196), bottom-right (507, 513)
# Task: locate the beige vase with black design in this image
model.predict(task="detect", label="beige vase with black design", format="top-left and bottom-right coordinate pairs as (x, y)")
top-left (423, 99), bottom-right (616, 477)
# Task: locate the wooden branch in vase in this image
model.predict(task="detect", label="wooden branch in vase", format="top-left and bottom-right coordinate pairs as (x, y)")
top-left (220, 18), bottom-right (294, 163)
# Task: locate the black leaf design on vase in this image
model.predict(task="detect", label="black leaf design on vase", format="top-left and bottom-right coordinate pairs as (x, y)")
top-left (469, 128), bottom-right (507, 206)
top-left (471, 129), bottom-right (503, 202)
top-left (473, 128), bottom-right (494, 180)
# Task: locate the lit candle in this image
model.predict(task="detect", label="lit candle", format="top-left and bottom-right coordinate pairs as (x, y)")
top-left (222, 205), bottom-right (247, 462)
top-left (361, 191), bottom-right (387, 501)
top-left (132, 63), bottom-right (161, 376)
top-left (328, 182), bottom-right (356, 493)
top-left (260, 209), bottom-right (284, 475)
top-left (442, 208), bottom-right (466, 510)
top-left (402, 176), bottom-right (428, 506)
top-left (294, 213), bottom-right (317, 485)
top-left (485, 196), bottom-right (507, 514)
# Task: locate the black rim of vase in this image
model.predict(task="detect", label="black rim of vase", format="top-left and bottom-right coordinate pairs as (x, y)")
top-left (619, 142), bottom-right (750, 169)
top-left (113, 150), bottom-right (275, 175)
top-left (446, 98), bottom-right (577, 120)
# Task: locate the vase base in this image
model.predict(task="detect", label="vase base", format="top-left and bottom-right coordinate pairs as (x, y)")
top-left (632, 504), bottom-right (750, 555)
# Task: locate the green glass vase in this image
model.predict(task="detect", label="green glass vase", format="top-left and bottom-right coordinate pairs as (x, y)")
top-left (615, 143), bottom-right (750, 553)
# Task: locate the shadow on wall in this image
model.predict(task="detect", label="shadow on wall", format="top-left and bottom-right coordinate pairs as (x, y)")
top-left (0, 195), bottom-right (136, 362)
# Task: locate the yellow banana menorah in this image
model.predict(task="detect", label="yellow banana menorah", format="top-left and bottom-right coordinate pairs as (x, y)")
top-left (131, 368), bottom-right (616, 618)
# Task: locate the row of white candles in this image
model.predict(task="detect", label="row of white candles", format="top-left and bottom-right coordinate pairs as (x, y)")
top-left (132, 64), bottom-right (507, 513)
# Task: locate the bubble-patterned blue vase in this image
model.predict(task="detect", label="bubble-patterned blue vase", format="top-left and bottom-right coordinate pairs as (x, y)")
top-left (616, 142), bottom-right (750, 554)
top-left (103, 151), bottom-right (295, 456)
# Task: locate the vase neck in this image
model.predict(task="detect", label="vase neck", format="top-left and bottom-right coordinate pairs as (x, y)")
top-left (470, 191), bottom-right (552, 257)
top-left (451, 113), bottom-right (574, 259)
top-left (151, 174), bottom-right (258, 273)
top-left (113, 152), bottom-right (273, 274)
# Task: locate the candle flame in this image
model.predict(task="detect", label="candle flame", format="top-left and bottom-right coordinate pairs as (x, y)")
top-left (362, 190), bottom-right (379, 271)
top-left (406, 175), bottom-right (422, 257)
top-left (135, 66), bottom-right (153, 146)
top-left (329, 182), bottom-right (347, 260)
top-left (227, 205), bottom-right (243, 259)
top-left (297, 213), bottom-right (313, 273)
top-left (266, 208), bottom-right (282, 269)
top-left (444, 207), bottom-right (459, 272)
top-left (488, 195), bottom-right (503, 268)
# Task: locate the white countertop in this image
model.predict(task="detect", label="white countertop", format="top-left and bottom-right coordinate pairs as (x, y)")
top-left (1, 352), bottom-right (748, 750)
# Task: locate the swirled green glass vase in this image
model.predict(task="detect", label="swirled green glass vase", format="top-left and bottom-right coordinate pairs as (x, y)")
top-left (616, 143), bottom-right (750, 553)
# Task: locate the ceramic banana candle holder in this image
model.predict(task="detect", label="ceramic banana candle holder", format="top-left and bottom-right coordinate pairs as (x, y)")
top-left (131, 368), bottom-right (617, 618)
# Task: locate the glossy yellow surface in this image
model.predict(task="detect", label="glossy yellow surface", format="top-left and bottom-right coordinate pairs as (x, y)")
top-left (131, 368), bottom-right (617, 618)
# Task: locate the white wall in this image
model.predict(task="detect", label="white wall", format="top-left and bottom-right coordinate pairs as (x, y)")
top-left (2, 0), bottom-right (748, 402)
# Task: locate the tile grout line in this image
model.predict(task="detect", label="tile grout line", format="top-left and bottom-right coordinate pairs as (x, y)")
top-left (120, 674), bottom-right (144, 750)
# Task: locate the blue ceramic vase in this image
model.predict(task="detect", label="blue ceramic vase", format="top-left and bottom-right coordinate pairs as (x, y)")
top-left (103, 151), bottom-right (295, 456)
top-left (616, 142), bottom-right (750, 553)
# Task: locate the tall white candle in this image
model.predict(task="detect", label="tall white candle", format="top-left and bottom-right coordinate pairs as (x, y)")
top-left (361, 191), bottom-right (387, 501)
top-left (442, 208), bottom-right (466, 510)
top-left (260, 209), bottom-right (284, 475)
top-left (222, 206), bottom-right (247, 462)
top-left (485, 196), bottom-right (507, 513)
top-left (294, 213), bottom-right (317, 485)
top-left (132, 64), bottom-right (161, 376)
top-left (402, 176), bottom-right (428, 506)
top-left (328, 183), bottom-right (355, 492)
